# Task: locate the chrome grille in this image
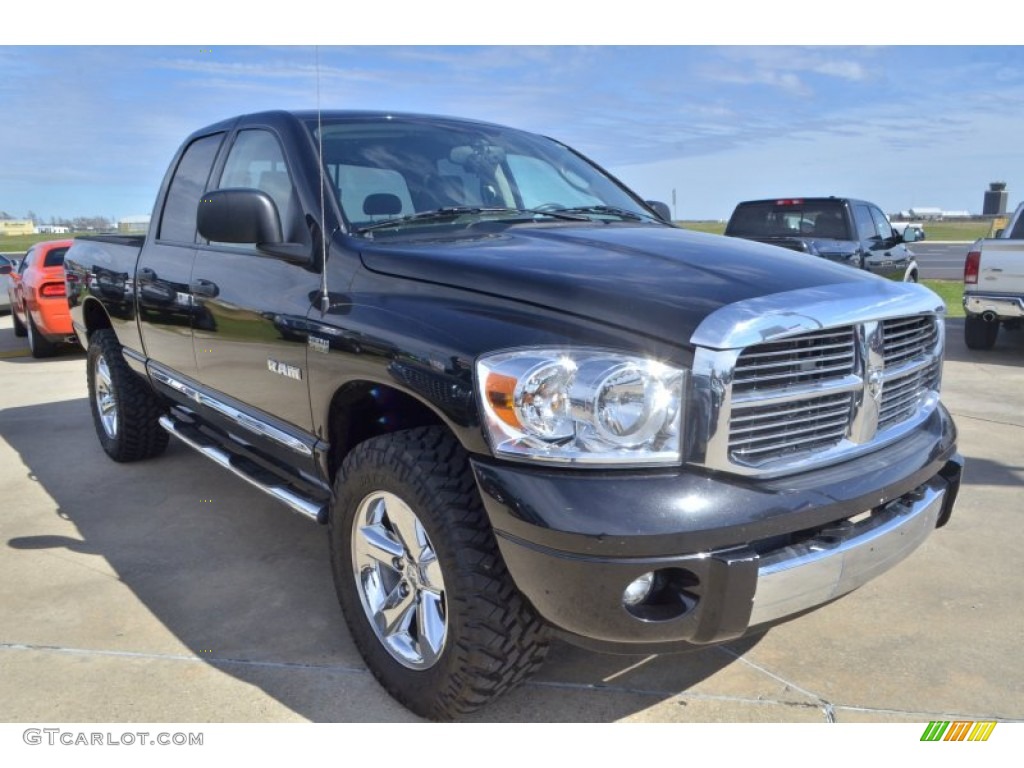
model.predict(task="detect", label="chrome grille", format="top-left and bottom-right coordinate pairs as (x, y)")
top-left (879, 360), bottom-right (942, 432)
top-left (729, 391), bottom-right (854, 462)
top-left (882, 316), bottom-right (938, 367)
top-left (691, 283), bottom-right (945, 478)
top-left (733, 328), bottom-right (856, 394)
top-left (695, 310), bottom-right (943, 476)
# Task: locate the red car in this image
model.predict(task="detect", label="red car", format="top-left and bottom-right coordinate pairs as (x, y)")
top-left (2, 239), bottom-right (76, 357)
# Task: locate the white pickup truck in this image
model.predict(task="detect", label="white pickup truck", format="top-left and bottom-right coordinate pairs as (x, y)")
top-left (963, 202), bottom-right (1024, 349)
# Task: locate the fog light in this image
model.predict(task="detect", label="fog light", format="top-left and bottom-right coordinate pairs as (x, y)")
top-left (622, 572), bottom-right (655, 606)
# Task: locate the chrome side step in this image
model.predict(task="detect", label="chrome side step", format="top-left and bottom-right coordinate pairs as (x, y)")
top-left (159, 415), bottom-right (327, 522)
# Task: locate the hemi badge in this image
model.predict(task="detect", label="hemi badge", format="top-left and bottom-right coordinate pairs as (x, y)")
top-left (268, 359), bottom-right (303, 381)
top-left (309, 335), bottom-right (330, 354)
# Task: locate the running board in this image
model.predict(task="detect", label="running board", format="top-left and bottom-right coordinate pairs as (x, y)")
top-left (159, 414), bottom-right (327, 522)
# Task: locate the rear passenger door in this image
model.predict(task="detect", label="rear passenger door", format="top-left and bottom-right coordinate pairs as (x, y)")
top-left (138, 132), bottom-right (224, 376)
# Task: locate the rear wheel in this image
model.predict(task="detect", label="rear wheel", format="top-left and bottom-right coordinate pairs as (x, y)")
top-left (27, 314), bottom-right (57, 358)
top-left (964, 314), bottom-right (999, 350)
top-left (87, 329), bottom-right (169, 461)
top-left (329, 427), bottom-right (548, 720)
top-left (12, 309), bottom-right (26, 337)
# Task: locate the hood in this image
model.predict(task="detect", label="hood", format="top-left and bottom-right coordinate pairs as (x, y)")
top-left (357, 224), bottom-right (877, 345)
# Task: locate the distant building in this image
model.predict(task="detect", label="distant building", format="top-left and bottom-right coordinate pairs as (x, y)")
top-left (983, 182), bottom-right (1008, 216)
top-left (37, 225), bottom-right (70, 234)
top-left (903, 207), bottom-right (972, 220)
top-left (0, 219), bottom-right (36, 236)
top-left (117, 215), bottom-right (150, 234)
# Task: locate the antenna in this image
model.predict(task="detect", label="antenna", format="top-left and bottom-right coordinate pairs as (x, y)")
top-left (316, 45), bottom-right (330, 314)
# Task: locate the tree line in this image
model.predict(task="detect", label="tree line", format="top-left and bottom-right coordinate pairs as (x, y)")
top-left (0, 211), bottom-right (113, 230)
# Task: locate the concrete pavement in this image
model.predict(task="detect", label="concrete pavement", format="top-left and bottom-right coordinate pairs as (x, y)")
top-left (0, 312), bottom-right (1021, 723)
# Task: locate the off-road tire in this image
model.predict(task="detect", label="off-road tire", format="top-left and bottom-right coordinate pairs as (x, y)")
top-left (87, 329), bottom-right (169, 462)
top-left (964, 314), bottom-right (999, 350)
top-left (27, 314), bottom-right (57, 358)
top-left (329, 426), bottom-right (548, 720)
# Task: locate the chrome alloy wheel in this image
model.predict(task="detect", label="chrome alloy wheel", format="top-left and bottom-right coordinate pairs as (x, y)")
top-left (93, 353), bottom-right (119, 439)
top-left (351, 491), bottom-right (448, 669)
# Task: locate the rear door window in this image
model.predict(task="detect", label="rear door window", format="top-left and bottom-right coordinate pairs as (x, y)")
top-left (158, 133), bottom-right (224, 243)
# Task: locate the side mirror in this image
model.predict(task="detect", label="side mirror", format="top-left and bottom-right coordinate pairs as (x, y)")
top-left (645, 200), bottom-right (673, 223)
top-left (198, 188), bottom-right (283, 245)
top-left (901, 227), bottom-right (920, 244)
top-left (995, 228), bottom-right (1005, 238)
top-left (197, 188), bottom-right (309, 264)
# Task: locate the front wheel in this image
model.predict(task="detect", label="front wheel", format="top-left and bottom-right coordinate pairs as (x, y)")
top-left (329, 427), bottom-right (548, 720)
top-left (87, 329), bottom-right (169, 461)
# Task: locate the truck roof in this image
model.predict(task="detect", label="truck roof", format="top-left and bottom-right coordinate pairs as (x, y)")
top-left (732, 197), bottom-right (872, 208)
top-left (188, 109), bottom-right (516, 139)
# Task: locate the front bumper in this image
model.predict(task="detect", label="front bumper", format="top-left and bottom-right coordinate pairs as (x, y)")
top-left (472, 404), bottom-right (961, 653)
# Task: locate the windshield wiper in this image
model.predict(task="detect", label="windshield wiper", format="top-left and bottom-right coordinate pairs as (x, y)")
top-left (357, 206), bottom-right (588, 234)
top-left (557, 205), bottom-right (654, 222)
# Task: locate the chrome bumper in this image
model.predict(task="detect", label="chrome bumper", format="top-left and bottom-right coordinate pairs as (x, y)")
top-left (964, 293), bottom-right (1024, 319)
top-left (749, 481), bottom-right (945, 626)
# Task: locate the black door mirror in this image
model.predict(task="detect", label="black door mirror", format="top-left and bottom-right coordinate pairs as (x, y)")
top-left (645, 200), bottom-right (673, 223)
top-left (197, 188), bottom-right (284, 245)
top-left (197, 188), bottom-right (310, 264)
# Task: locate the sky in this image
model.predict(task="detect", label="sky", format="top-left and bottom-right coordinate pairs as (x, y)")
top-left (3, 40), bottom-right (1023, 222)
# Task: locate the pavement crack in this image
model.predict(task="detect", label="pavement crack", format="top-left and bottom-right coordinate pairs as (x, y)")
top-left (715, 646), bottom-right (826, 704)
top-left (948, 411), bottom-right (1024, 429)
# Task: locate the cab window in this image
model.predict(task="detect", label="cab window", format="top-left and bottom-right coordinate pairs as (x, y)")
top-left (868, 206), bottom-right (894, 240)
top-left (215, 129), bottom-right (303, 243)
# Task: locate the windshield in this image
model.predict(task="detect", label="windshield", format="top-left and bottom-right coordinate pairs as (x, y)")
top-left (726, 201), bottom-right (850, 240)
top-left (307, 117), bottom-right (654, 233)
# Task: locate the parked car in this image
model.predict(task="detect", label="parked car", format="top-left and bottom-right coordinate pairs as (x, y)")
top-left (724, 197), bottom-right (921, 282)
top-left (1, 239), bottom-right (77, 357)
top-left (0, 254), bottom-right (18, 314)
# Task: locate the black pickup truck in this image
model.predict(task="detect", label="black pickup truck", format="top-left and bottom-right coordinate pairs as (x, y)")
top-left (66, 111), bottom-right (962, 719)
top-left (725, 197), bottom-right (921, 282)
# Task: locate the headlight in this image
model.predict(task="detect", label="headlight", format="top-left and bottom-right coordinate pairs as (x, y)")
top-left (476, 349), bottom-right (685, 466)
